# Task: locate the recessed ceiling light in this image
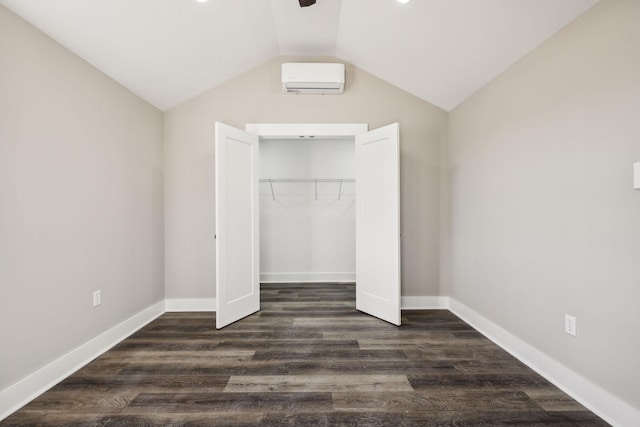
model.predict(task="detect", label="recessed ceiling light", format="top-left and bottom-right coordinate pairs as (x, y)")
top-left (396, 0), bottom-right (412, 4)
top-left (195, 0), bottom-right (208, 3)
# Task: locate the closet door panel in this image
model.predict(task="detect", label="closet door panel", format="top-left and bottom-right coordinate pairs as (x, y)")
top-left (355, 123), bottom-right (401, 326)
top-left (215, 122), bottom-right (260, 329)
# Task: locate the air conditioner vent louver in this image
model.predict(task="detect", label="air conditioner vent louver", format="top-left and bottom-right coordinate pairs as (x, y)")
top-left (282, 63), bottom-right (345, 95)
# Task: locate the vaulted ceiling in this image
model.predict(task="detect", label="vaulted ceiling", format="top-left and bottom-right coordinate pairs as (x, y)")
top-left (1, 0), bottom-right (598, 111)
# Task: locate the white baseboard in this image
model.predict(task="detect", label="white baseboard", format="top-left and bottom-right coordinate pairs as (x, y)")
top-left (165, 298), bottom-right (216, 312)
top-left (260, 272), bottom-right (356, 283)
top-left (0, 300), bottom-right (165, 421)
top-left (449, 298), bottom-right (640, 427)
top-left (166, 296), bottom-right (452, 311)
top-left (401, 296), bottom-right (449, 310)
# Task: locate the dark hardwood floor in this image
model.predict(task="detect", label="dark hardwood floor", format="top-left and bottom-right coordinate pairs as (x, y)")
top-left (3, 283), bottom-right (608, 426)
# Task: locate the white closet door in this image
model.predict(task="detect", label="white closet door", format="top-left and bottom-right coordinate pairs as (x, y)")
top-left (215, 122), bottom-right (260, 329)
top-left (355, 123), bottom-right (401, 326)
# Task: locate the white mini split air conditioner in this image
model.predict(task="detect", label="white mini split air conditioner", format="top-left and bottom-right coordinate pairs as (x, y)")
top-left (281, 63), bottom-right (345, 94)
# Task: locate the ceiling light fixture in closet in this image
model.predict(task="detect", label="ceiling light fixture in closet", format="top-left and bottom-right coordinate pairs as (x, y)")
top-left (396, 0), bottom-right (412, 4)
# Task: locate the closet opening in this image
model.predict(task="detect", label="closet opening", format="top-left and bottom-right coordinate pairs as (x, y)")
top-left (215, 122), bottom-right (400, 329)
top-left (258, 135), bottom-right (356, 285)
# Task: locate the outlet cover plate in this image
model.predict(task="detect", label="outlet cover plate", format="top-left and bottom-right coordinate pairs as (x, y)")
top-left (565, 314), bottom-right (576, 336)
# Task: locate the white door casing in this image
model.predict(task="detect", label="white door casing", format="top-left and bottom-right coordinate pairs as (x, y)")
top-left (214, 122), bottom-right (260, 329)
top-left (355, 123), bottom-right (401, 326)
top-left (215, 122), bottom-right (400, 328)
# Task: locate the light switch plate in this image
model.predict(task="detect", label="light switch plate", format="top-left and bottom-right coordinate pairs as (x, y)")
top-left (634, 162), bottom-right (640, 189)
top-left (93, 290), bottom-right (101, 307)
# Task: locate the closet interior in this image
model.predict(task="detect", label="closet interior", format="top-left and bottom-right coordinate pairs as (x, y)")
top-left (259, 136), bottom-right (356, 284)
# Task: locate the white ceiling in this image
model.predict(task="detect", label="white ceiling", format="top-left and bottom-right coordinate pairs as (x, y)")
top-left (0, 0), bottom-right (598, 111)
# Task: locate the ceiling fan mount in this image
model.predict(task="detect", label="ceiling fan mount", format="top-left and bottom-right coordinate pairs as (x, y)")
top-left (299, 0), bottom-right (316, 7)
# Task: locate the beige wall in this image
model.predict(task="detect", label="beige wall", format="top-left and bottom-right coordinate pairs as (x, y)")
top-left (164, 56), bottom-right (447, 299)
top-left (0, 6), bottom-right (164, 390)
top-left (447, 0), bottom-right (640, 410)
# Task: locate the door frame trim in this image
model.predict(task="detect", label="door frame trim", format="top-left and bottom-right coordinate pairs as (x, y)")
top-left (245, 123), bottom-right (368, 138)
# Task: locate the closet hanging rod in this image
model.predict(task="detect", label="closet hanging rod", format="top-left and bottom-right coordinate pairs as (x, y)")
top-left (259, 178), bottom-right (355, 182)
top-left (259, 178), bottom-right (355, 201)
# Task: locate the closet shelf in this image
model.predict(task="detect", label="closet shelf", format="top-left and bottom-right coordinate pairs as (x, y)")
top-left (259, 178), bottom-right (355, 183)
top-left (259, 178), bottom-right (355, 201)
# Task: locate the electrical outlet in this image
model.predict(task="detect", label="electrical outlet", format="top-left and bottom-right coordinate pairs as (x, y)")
top-left (93, 290), bottom-right (101, 307)
top-left (564, 314), bottom-right (576, 336)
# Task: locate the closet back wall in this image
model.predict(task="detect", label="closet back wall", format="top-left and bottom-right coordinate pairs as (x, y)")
top-left (164, 55), bottom-right (448, 301)
top-left (260, 138), bottom-right (355, 283)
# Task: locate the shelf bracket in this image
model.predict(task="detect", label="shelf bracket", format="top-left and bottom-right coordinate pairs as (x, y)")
top-left (268, 179), bottom-right (275, 201)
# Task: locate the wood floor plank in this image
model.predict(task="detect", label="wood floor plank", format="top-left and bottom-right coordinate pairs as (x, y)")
top-left (408, 372), bottom-right (553, 390)
top-left (215, 339), bottom-right (358, 350)
top-left (332, 390), bottom-right (544, 412)
top-left (293, 317), bottom-right (399, 327)
top-left (1, 282), bottom-right (609, 426)
top-left (252, 349), bottom-right (407, 360)
top-left (224, 374), bottom-right (414, 393)
top-left (16, 390), bottom-right (136, 413)
top-left (55, 374), bottom-right (231, 393)
top-left (523, 388), bottom-right (593, 412)
top-left (97, 349), bottom-right (256, 364)
top-left (118, 362), bottom-right (291, 376)
top-left (106, 413), bottom-right (265, 427)
top-left (0, 413), bottom-right (107, 427)
top-left (123, 392), bottom-right (332, 414)
top-left (259, 410), bottom-right (609, 426)
top-left (279, 360), bottom-right (457, 376)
